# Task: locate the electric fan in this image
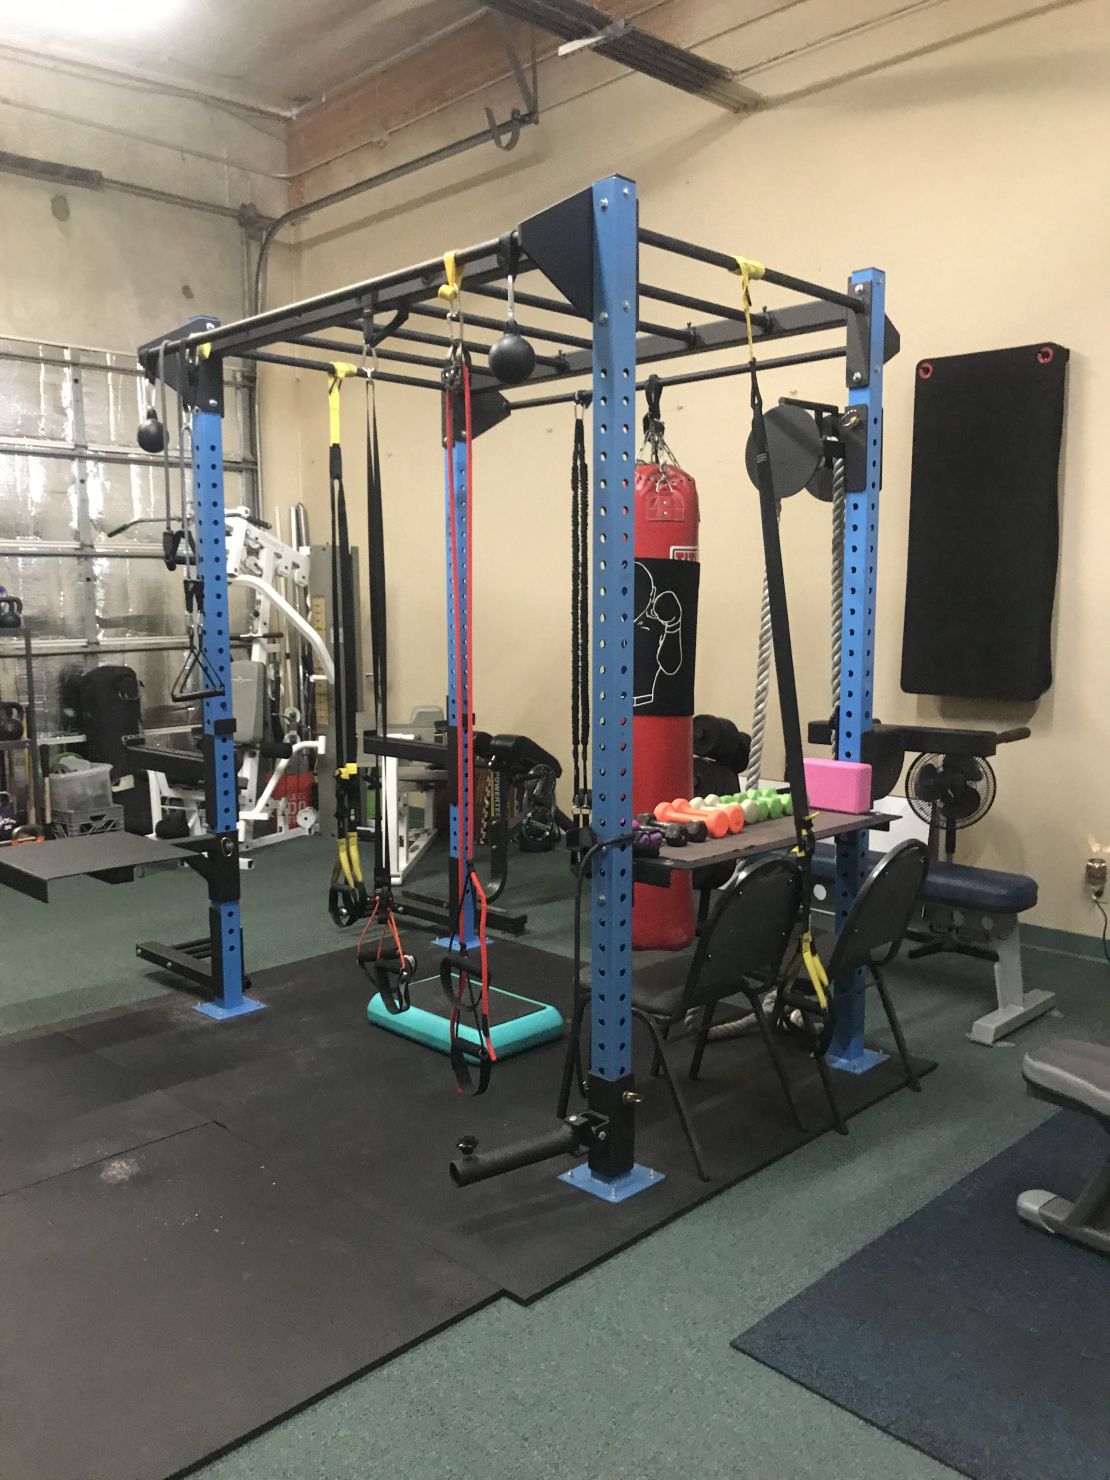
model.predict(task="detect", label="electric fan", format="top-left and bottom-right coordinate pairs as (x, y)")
top-left (906, 751), bottom-right (997, 860)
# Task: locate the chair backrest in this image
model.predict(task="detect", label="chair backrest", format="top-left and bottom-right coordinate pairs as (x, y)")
top-left (679, 856), bottom-right (804, 1016)
top-left (826, 839), bottom-right (929, 979)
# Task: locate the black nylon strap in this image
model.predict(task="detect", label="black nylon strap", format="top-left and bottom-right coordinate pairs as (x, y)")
top-left (328, 399), bottom-right (365, 925)
top-left (439, 955), bottom-right (493, 1096)
top-left (365, 388), bottom-right (390, 888)
top-left (747, 367), bottom-right (817, 953)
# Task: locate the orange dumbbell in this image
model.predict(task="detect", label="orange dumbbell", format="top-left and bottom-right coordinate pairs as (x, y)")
top-left (680, 797), bottom-right (746, 834)
top-left (655, 800), bottom-right (729, 839)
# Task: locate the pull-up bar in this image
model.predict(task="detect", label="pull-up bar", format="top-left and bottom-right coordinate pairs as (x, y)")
top-left (244, 350), bottom-right (441, 393)
top-left (498, 345), bottom-right (847, 410)
top-left (144, 233), bottom-right (526, 364)
top-left (405, 302), bottom-right (593, 351)
top-left (638, 226), bottom-right (865, 314)
top-left (471, 281), bottom-right (698, 345)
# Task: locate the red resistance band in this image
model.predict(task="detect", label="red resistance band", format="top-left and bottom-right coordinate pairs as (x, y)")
top-left (443, 358), bottom-right (495, 1094)
top-left (355, 891), bottom-right (414, 1014)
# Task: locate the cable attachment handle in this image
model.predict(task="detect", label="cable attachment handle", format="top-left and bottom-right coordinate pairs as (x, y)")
top-left (170, 577), bottom-right (224, 704)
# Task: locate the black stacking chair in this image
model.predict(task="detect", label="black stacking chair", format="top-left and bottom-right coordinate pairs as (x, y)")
top-left (778, 839), bottom-right (929, 1132)
top-left (557, 856), bottom-right (805, 1181)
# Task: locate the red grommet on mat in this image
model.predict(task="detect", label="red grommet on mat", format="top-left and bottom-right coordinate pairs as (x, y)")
top-left (917, 361), bottom-right (934, 380)
top-left (1037, 345), bottom-right (1055, 365)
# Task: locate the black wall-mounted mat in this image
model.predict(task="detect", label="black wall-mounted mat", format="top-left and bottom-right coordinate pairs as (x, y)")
top-left (732, 1113), bottom-right (1110, 1480)
top-left (0, 939), bottom-right (931, 1478)
top-left (901, 341), bottom-right (1068, 701)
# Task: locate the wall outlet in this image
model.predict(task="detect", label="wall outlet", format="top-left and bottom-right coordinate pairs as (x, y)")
top-left (1086, 856), bottom-right (1107, 900)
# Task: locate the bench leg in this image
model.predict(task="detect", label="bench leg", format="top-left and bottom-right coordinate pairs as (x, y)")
top-left (968, 916), bottom-right (1056, 1045)
top-left (1018, 1145), bottom-right (1110, 1257)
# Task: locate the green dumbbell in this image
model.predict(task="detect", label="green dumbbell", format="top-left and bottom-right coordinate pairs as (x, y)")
top-left (781, 793), bottom-right (793, 816)
top-left (766, 795), bottom-right (784, 820)
top-left (755, 799), bottom-right (770, 822)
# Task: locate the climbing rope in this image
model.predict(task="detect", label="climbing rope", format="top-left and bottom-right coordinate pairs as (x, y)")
top-left (743, 509), bottom-right (777, 792)
top-left (830, 455), bottom-right (846, 735)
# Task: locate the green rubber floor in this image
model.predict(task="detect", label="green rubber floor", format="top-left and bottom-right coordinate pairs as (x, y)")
top-left (3, 835), bottom-right (1107, 1480)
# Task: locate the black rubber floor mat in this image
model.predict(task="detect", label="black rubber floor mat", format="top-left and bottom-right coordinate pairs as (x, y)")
top-left (0, 1030), bottom-right (205, 1196)
top-left (70, 938), bottom-right (934, 1303)
top-left (0, 1122), bottom-right (496, 1480)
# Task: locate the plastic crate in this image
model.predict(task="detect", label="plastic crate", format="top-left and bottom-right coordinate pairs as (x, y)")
top-left (52, 803), bottom-right (124, 838)
top-left (49, 762), bottom-right (113, 815)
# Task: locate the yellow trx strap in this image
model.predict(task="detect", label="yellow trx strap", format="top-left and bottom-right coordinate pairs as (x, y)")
top-left (437, 250), bottom-right (464, 308)
top-left (731, 256), bottom-right (766, 360)
top-left (328, 362), bottom-right (359, 446)
top-left (800, 930), bottom-right (830, 1010)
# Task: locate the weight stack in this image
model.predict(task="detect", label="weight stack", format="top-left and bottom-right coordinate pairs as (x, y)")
top-left (631, 461), bottom-right (700, 950)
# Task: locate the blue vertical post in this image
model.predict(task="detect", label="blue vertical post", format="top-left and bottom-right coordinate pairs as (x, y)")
top-left (562, 175), bottom-right (660, 1202)
top-left (827, 268), bottom-right (886, 1070)
top-left (437, 433), bottom-right (477, 951)
top-left (192, 392), bottom-right (264, 1020)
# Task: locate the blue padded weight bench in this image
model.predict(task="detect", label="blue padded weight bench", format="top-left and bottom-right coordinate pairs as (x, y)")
top-left (811, 846), bottom-right (1053, 1044)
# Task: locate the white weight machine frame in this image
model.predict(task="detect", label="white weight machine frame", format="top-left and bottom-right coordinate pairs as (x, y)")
top-left (147, 509), bottom-right (333, 861)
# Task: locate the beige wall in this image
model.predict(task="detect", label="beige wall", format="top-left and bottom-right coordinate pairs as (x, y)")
top-left (274, 0), bottom-right (1108, 934)
top-left (0, 53), bottom-right (287, 349)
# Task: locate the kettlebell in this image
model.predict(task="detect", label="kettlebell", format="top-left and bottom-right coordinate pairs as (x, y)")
top-left (137, 407), bottom-right (166, 454)
top-left (0, 595), bottom-right (22, 630)
top-left (0, 702), bottom-right (24, 742)
top-left (487, 273), bottom-right (535, 386)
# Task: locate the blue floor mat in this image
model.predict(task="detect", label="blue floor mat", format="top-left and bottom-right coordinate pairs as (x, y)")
top-left (733, 1113), bottom-right (1110, 1480)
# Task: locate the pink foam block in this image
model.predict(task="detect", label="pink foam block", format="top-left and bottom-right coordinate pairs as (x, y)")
top-left (803, 757), bottom-right (873, 814)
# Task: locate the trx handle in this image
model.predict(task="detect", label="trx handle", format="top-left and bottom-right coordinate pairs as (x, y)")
top-left (439, 954), bottom-right (493, 1098)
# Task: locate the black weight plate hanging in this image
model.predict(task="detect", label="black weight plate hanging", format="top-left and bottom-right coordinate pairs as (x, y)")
top-left (868, 734), bottom-right (906, 800)
top-left (715, 716), bottom-right (742, 765)
top-left (731, 727), bottom-right (752, 774)
top-left (694, 755), bottom-right (739, 798)
top-left (693, 713), bottom-right (722, 758)
top-left (744, 403), bottom-right (823, 499)
top-left (807, 463), bottom-right (834, 502)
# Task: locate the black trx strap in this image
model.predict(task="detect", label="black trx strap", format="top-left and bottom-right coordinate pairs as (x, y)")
top-left (439, 952), bottom-right (493, 1097)
top-left (327, 365), bottom-right (367, 927)
top-left (364, 376), bottom-right (389, 888)
top-left (570, 393), bottom-right (590, 852)
top-left (748, 370), bottom-right (836, 1053)
top-left (740, 264), bottom-right (833, 1053)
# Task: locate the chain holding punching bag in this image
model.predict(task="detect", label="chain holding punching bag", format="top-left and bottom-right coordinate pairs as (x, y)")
top-left (632, 377), bottom-right (701, 951)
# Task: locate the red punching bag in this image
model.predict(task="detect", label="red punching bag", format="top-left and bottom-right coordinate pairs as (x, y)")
top-left (632, 381), bottom-right (701, 950)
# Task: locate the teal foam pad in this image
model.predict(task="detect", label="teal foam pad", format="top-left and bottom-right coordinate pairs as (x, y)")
top-left (367, 975), bottom-right (564, 1058)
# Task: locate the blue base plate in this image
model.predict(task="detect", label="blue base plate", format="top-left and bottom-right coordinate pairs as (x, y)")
top-left (826, 1044), bottom-right (888, 1075)
top-left (194, 995), bottom-right (267, 1022)
top-left (559, 1161), bottom-right (664, 1202)
top-left (433, 932), bottom-right (480, 951)
top-left (367, 979), bottom-right (563, 1059)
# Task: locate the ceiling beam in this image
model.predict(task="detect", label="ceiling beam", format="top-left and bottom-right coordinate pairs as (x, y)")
top-left (483, 0), bottom-right (761, 111)
top-left (287, 0), bottom-right (667, 180)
